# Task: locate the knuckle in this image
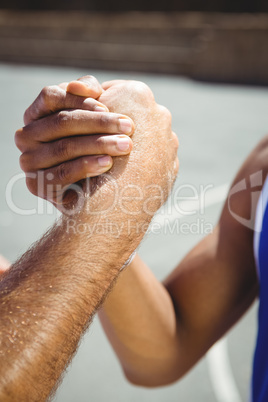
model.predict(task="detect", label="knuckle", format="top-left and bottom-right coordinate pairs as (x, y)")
top-left (56, 162), bottom-right (70, 183)
top-left (14, 128), bottom-right (24, 150)
top-left (41, 85), bottom-right (62, 110)
top-left (40, 86), bottom-right (50, 104)
top-left (98, 113), bottom-right (111, 129)
top-left (55, 110), bottom-right (72, 130)
top-left (54, 138), bottom-right (72, 160)
top-left (158, 105), bottom-right (172, 121)
top-left (165, 108), bottom-right (172, 122)
top-left (130, 81), bottom-right (154, 98)
top-left (15, 126), bottom-right (38, 153)
top-left (41, 85), bottom-right (56, 101)
top-left (96, 136), bottom-right (109, 152)
top-left (139, 82), bottom-right (151, 95)
top-left (19, 152), bottom-right (32, 172)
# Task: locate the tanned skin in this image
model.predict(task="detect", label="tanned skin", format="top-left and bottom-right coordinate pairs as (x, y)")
top-left (98, 135), bottom-right (266, 386)
top-left (43, 77), bottom-right (262, 388)
top-left (0, 77), bottom-right (178, 401)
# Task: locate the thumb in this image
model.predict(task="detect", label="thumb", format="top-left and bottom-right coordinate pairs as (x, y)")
top-left (67, 75), bottom-right (103, 99)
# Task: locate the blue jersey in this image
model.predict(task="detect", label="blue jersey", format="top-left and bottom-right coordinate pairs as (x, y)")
top-left (252, 176), bottom-right (268, 401)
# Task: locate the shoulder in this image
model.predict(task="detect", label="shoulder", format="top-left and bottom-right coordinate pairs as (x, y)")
top-left (219, 135), bottom-right (268, 275)
top-left (239, 134), bottom-right (268, 179)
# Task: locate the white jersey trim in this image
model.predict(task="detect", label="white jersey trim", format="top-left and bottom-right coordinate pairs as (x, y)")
top-left (254, 175), bottom-right (268, 278)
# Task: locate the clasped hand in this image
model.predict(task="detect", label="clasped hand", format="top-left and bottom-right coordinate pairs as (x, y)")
top-left (15, 75), bottom-right (179, 215)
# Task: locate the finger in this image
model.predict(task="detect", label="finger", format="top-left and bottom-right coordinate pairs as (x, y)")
top-left (24, 86), bottom-right (109, 125)
top-left (20, 135), bottom-right (133, 171)
top-left (26, 155), bottom-right (113, 201)
top-left (102, 80), bottom-right (127, 90)
top-left (67, 75), bottom-right (103, 98)
top-left (17, 111), bottom-right (134, 148)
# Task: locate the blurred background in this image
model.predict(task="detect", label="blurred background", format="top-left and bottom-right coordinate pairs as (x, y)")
top-left (0, 1), bottom-right (268, 84)
top-left (0, 2), bottom-right (268, 402)
top-left (1, 0), bottom-right (268, 12)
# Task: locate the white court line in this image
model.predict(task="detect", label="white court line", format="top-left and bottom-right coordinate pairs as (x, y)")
top-left (154, 182), bottom-right (242, 402)
top-left (207, 339), bottom-right (242, 402)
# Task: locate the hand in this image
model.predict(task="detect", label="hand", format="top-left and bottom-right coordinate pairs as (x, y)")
top-left (15, 76), bottom-right (135, 208)
top-left (86, 80), bottom-right (179, 220)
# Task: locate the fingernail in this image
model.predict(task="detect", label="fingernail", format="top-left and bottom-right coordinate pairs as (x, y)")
top-left (77, 78), bottom-right (93, 88)
top-left (116, 137), bottom-right (131, 152)
top-left (95, 106), bottom-right (107, 112)
top-left (98, 156), bottom-right (112, 167)
top-left (119, 119), bottom-right (132, 134)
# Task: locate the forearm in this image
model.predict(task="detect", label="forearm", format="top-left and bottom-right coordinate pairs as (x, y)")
top-left (99, 254), bottom-right (181, 387)
top-left (6, 77), bottom-right (178, 398)
top-left (99, 228), bottom-right (258, 388)
top-left (0, 211), bottom-right (144, 401)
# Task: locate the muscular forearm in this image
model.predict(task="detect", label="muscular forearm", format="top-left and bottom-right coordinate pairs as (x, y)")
top-left (99, 223), bottom-right (258, 388)
top-left (99, 254), bottom-right (182, 387)
top-left (5, 77), bottom-right (178, 399)
top-left (0, 208), bottom-right (147, 401)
